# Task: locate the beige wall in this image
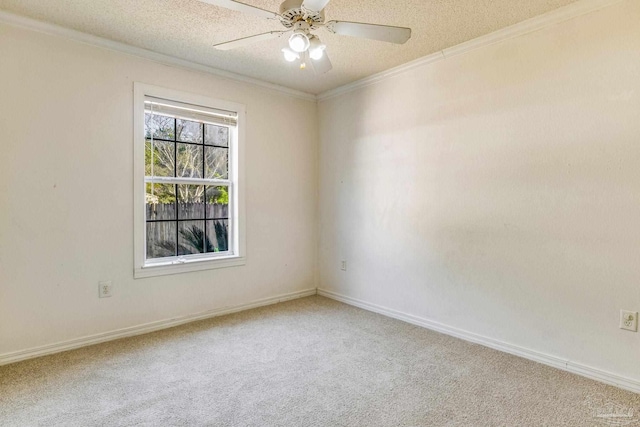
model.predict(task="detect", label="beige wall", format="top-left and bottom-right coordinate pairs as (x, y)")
top-left (0, 24), bottom-right (318, 355)
top-left (318, 0), bottom-right (640, 381)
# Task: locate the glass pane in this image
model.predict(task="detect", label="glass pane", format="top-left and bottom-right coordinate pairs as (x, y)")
top-left (205, 186), bottom-right (229, 219)
top-left (145, 140), bottom-right (175, 177)
top-left (177, 185), bottom-right (204, 220)
top-left (145, 113), bottom-right (175, 140)
top-left (176, 143), bottom-right (203, 178)
top-left (206, 220), bottom-right (229, 253)
top-left (205, 124), bottom-right (229, 147)
top-left (146, 183), bottom-right (176, 220)
top-left (205, 146), bottom-right (228, 179)
top-left (178, 220), bottom-right (207, 255)
top-left (176, 119), bottom-right (203, 143)
top-left (147, 222), bottom-right (177, 259)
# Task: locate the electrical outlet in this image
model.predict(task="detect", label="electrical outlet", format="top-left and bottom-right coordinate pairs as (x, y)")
top-left (341, 260), bottom-right (347, 271)
top-left (620, 310), bottom-right (638, 332)
top-left (99, 281), bottom-right (113, 298)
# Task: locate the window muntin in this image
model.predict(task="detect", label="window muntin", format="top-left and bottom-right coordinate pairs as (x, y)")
top-left (136, 88), bottom-right (244, 275)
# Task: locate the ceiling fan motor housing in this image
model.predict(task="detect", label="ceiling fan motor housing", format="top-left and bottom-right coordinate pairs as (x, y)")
top-left (278, 0), bottom-right (325, 29)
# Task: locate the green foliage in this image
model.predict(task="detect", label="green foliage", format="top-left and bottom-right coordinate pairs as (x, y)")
top-left (153, 239), bottom-right (179, 257)
top-left (180, 225), bottom-right (215, 253)
top-left (208, 186), bottom-right (229, 205)
top-left (158, 193), bottom-right (176, 204)
top-left (214, 221), bottom-right (228, 252)
top-left (145, 112), bottom-right (229, 205)
top-left (155, 222), bottom-right (228, 255)
top-left (145, 183), bottom-right (175, 204)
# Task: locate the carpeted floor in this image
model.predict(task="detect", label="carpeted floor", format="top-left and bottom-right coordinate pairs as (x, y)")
top-left (1, 296), bottom-right (639, 426)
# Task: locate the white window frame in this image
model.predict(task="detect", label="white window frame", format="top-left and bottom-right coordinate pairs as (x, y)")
top-left (133, 83), bottom-right (246, 278)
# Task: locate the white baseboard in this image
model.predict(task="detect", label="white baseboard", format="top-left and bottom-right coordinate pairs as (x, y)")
top-left (317, 288), bottom-right (640, 394)
top-left (0, 288), bottom-right (317, 366)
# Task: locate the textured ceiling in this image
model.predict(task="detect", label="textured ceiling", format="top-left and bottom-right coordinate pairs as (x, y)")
top-left (0, 0), bottom-right (580, 94)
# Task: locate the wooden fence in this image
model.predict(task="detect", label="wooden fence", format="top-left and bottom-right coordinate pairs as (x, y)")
top-left (146, 203), bottom-right (228, 258)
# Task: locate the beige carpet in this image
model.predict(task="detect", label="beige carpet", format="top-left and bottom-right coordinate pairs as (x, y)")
top-left (1, 296), bottom-right (639, 426)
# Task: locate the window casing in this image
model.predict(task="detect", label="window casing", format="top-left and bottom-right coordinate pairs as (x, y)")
top-left (134, 83), bottom-right (245, 278)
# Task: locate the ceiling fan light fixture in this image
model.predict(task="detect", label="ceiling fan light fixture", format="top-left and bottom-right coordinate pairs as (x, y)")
top-left (198, 0), bottom-right (411, 76)
top-left (282, 48), bottom-right (299, 62)
top-left (308, 36), bottom-right (326, 60)
top-left (309, 48), bottom-right (324, 60)
top-left (288, 31), bottom-right (310, 53)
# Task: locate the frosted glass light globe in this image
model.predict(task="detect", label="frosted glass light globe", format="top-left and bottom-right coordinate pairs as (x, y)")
top-left (289, 32), bottom-right (310, 53)
top-left (308, 36), bottom-right (326, 60)
top-left (309, 47), bottom-right (324, 60)
top-left (282, 48), bottom-right (298, 62)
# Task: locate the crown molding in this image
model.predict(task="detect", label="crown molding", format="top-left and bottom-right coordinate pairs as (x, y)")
top-left (0, 0), bottom-right (628, 103)
top-left (0, 10), bottom-right (316, 102)
top-left (317, 0), bottom-right (627, 102)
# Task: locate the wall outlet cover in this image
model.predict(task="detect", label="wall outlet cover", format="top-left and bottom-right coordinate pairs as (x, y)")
top-left (99, 281), bottom-right (113, 298)
top-left (620, 310), bottom-right (638, 332)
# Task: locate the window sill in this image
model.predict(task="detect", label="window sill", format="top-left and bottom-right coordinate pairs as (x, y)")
top-left (134, 255), bottom-right (246, 279)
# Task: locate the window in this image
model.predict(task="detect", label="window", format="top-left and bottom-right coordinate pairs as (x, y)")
top-left (134, 83), bottom-right (245, 278)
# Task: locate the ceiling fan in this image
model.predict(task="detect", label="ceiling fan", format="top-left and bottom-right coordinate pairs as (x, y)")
top-left (197, 0), bottom-right (412, 74)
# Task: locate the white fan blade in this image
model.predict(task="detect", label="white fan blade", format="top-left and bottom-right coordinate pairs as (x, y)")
top-left (302, 0), bottom-right (331, 12)
top-left (326, 21), bottom-right (411, 44)
top-left (310, 51), bottom-right (332, 74)
top-left (214, 31), bottom-right (288, 50)
top-left (196, 0), bottom-right (280, 19)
